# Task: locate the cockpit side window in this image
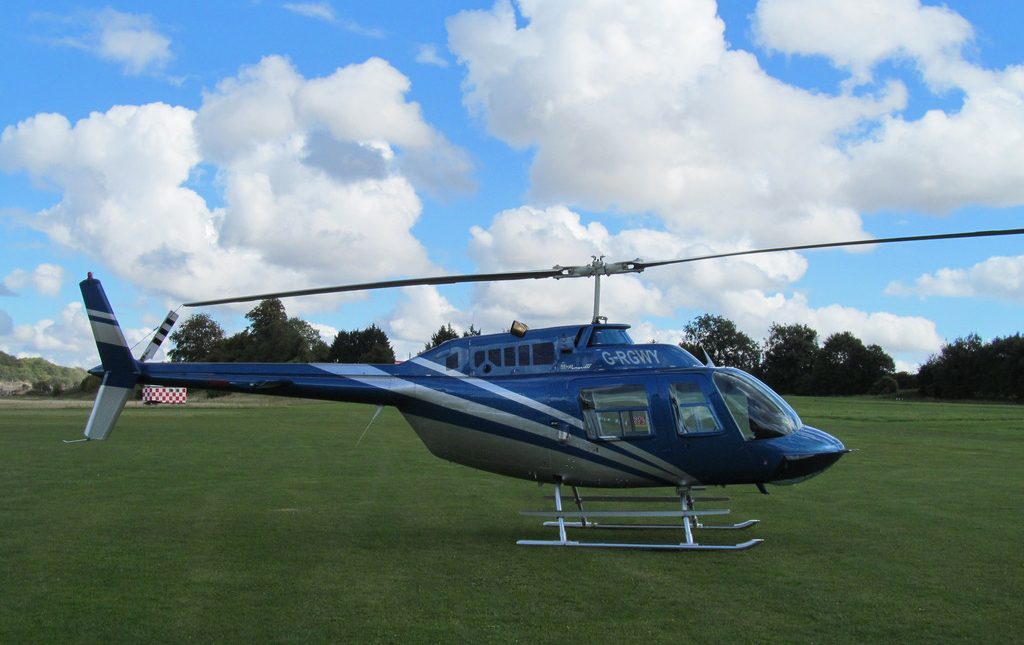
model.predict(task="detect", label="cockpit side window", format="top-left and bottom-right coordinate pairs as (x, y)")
top-left (579, 384), bottom-right (651, 440)
top-left (669, 381), bottom-right (721, 434)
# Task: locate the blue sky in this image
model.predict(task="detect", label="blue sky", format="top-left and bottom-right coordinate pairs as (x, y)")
top-left (1, 0), bottom-right (1022, 371)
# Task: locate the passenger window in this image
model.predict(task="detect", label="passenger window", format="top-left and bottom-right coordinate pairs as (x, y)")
top-left (533, 342), bottom-right (555, 365)
top-left (445, 353), bottom-right (459, 370)
top-left (474, 351), bottom-right (484, 368)
top-left (488, 348), bottom-right (502, 366)
top-left (504, 346), bottom-right (516, 366)
top-left (518, 345), bottom-right (531, 365)
top-left (670, 382), bottom-right (721, 434)
top-left (579, 385), bottom-right (651, 440)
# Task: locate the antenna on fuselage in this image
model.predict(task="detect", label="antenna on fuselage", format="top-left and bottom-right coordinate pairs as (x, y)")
top-left (701, 347), bottom-right (716, 367)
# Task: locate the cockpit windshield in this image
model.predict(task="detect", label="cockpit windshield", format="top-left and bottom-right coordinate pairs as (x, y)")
top-left (588, 328), bottom-right (633, 346)
top-left (713, 369), bottom-right (801, 440)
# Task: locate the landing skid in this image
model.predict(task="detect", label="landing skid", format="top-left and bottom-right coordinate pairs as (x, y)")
top-left (517, 483), bottom-right (763, 551)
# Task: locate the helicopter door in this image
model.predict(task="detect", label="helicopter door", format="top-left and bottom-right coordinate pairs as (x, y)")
top-left (658, 375), bottom-right (751, 483)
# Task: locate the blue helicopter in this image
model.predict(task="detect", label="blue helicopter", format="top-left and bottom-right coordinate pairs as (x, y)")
top-left (78, 228), bottom-right (1023, 551)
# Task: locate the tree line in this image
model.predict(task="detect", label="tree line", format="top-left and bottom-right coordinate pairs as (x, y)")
top-left (166, 300), bottom-right (1022, 401)
top-left (168, 298), bottom-right (396, 364)
top-left (680, 314), bottom-right (1023, 401)
top-left (917, 333), bottom-right (1024, 401)
top-left (679, 314), bottom-right (898, 396)
top-left (168, 299), bottom-right (489, 365)
top-left (0, 351), bottom-right (88, 396)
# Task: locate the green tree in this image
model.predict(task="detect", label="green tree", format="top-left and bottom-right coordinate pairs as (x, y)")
top-left (425, 323), bottom-right (460, 351)
top-left (168, 314), bottom-right (226, 362)
top-left (241, 299), bottom-right (296, 362)
top-left (329, 330), bottom-right (361, 363)
top-left (811, 332), bottom-right (894, 395)
top-left (207, 330), bottom-right (250, 362)
top-left (204, 299), bottom-right (330, 363)
top-left (679, 314), bottom-right (760, 371)
top-left (289, 318), bottom-right (330, 363)
top-left (462, 324), bottom-right (482, 337)
top-left (918, 334), bottom-right (981, 399)
top-left (759, 323), bottom-right (819, 394)
top-left (984, 334), bottom-right (1024, 400)
top-left (360, 324), bottom-right (396, 363)
top-left (328, 324), bottom-right (395, 364)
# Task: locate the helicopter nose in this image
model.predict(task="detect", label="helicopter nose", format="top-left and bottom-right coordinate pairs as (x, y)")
top-left (770, 425), bottom-right (849, 484)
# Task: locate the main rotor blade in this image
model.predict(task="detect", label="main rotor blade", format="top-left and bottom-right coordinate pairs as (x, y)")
top-left (184, 267), bottom-right (565, 306)
top-left (184, 226), bottom-right (1024, 307)
top-left (635, 227), bottom-right (1024, 271)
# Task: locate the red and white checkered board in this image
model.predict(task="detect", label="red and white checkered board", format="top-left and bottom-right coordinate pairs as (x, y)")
top-left (142, 386), bottom-right (187, 404)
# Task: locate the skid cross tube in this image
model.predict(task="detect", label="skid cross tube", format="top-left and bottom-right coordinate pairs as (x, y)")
top-left (517, 483), bottom-right (764, 551)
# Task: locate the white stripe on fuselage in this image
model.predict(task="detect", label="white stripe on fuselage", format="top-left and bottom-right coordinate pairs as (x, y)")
top-left (314, 363), bottom-right (688, 483)
top-left (410, 357), bottom-right (584, 429)
top-left (410, 357), bottom-right (690, 482)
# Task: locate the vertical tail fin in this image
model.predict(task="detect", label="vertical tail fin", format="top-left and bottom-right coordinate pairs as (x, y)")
top-left (80, 274), bottom-right (139, 440)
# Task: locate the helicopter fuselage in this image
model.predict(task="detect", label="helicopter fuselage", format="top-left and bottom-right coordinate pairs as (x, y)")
top-left (115, 321), bottom-right (847, 489)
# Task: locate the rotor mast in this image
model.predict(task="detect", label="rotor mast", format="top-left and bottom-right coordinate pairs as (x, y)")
top-left (552, 256), bottom-right (645, 324)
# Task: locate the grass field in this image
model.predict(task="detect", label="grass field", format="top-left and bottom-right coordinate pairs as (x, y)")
top-left (1, 396), bottom-right (1021, 643)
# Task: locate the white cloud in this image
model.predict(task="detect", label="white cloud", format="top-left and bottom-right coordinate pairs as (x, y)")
top-left (754, 0), bottom-right (1024, 214)
top-left (0, 56), bottom-right (471, 313)
top-left (448, 0), bottom-right (1024, 233)
top-left (95, 9), bottom-right (173, 75)
top-left (307, 321), bottom-right (339, 344)
top-left (44, 9), bottom-right (172, 75)
top-left (886, 255), bottom-right (1024, 303)
top-left (0, 301), bottom-right (159, 368)
top-left (719, 290), bottom-right (943, 354)
top-left (283, 2), bottom-right (336, 22)
top-left (282, 2), bottom-right (385, 38)
top-left (386, 286), bottom-right (463, 358)
top-left (3, 264), bottom-right (64, 296)
top-left (447, 0), bottom-right (896, 246)
top-left (753, 0), bottom-right (974, 89)
top-left (415, 44), bottom-right (449, 68)
top-left (844, 76), bottom-right (1024, 213)
top-left (0, 302), bottom-right (93, 367)
top-left (440, 0), bottom-right (1023, 365)
top-left (294, 57), bottom-right (434, 147)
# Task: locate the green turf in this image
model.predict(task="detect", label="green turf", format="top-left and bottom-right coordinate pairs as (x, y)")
top-left (1, 397), bottom-right (1021, 643)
